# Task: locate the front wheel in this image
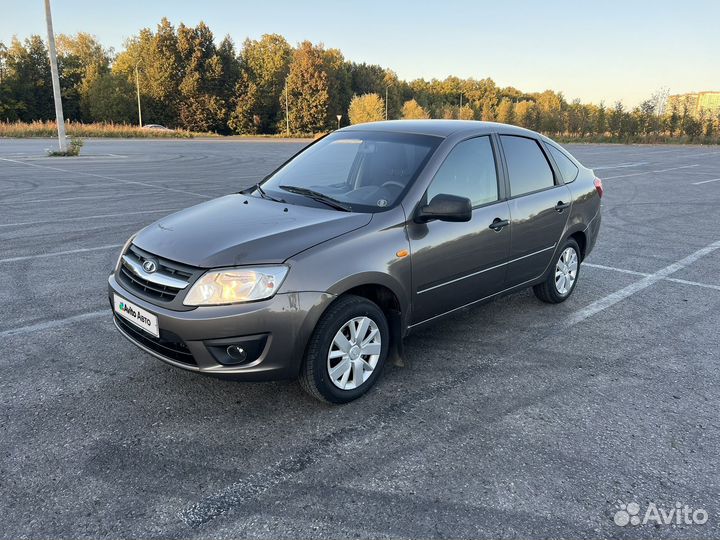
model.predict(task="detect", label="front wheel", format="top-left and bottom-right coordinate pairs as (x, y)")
top-left (299, 295), bottom-right (389, 404)
top-left (533, 238), bottom-right (581, 303)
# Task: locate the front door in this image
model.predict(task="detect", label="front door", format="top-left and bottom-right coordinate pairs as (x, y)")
top-left (498, 135), bottom-right (572, 287)
top-left (408, 136), bottom-right (511, 325)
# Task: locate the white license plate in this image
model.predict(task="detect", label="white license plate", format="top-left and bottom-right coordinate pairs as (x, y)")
top-left (114, 294), bottom-right (159, 338)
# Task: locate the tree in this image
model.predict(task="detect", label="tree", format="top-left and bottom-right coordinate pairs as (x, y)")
top-left (84, 71), bottom-right (135, 122)
top-left (56, 33), bottom-right (111, 121)
top-left (401, 99), bottom-right (429, 119)
top-left (348, 93), bottom-right (384, 124)
top-left (282, 41), bottom-right (329, 134)
top-left (230, 34), bottom-right (291, 134)
top-left (458, 104), bottom-right (475, 120)
top-left (495, 99), bottom-right (515, 125)
top-left (323, 48), bottom-right (352, 128)
top-left (594, 102), bottom-right (607, 137)
top-left (3, 36), bottom-right (53, 122)
top-left (481, 101), bottom-right (495, 121)
top-left (114, 18), bottom-right (182, 127)
top-left (608, 101), bottom-right (624, 139)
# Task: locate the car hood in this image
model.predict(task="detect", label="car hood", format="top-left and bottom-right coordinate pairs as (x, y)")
top-left (133, 194), bottom-right (372, 268)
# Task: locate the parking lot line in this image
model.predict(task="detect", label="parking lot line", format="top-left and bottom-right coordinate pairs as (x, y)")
top-left (592, 162), bottom-right (649, 170)
top-left (0, 244), bottom-right (122, 264)
top-left (0, 192), bottom-right (164, 205)
top-left (568, 239), bottom-right (720, 326)
top-left (0, 310), bottom-right (108, 338)
top-left (0, 208), bottom-right (181, 228)
top-left (692, 177), bottom-right (720, 185)
top-left (602, 164), bottom-right (699, 180)
top-left (585, 262), bottom-right (720, 291)
top-left (0, 157), bottom-right (213, 199)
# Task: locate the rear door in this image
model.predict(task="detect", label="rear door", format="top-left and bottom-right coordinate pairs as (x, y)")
top-left (408, 135), bottom-right (511, 325)
top-left (498, 135), bottom-right (572, 287)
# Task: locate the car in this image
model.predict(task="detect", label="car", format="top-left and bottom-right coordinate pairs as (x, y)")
top-left (109, 120), bottom-right (602, 403)
top-left (141, 124), bottom-right (171, 130)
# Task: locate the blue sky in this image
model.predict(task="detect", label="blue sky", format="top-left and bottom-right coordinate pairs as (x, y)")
top-left (2, 0), bottom-right (718, 107)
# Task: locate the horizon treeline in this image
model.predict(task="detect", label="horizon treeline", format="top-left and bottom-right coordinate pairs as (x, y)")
top-left (0, 18), bottom-right (718, 143)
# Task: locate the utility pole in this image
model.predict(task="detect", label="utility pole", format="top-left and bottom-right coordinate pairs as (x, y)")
top-left (44, 0), bottom-right (67, 152)
top-left (460, 92), bottom-right (463, 109)
top-left (285, 81), bottom-right (290, 136)
top-left (385, 86), bottom-right (389, 120)
top-left (135, 64), bottom-right (143, 127)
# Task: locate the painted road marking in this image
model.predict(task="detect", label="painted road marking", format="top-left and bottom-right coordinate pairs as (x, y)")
top-left (603, 164), bottom-right (699, 180)
top-left (692, 178), bottom-right (720, 185)
top-left (567, 240), bottom-right (720, 326)
top-left (0, 244), bottom-right (122, 264)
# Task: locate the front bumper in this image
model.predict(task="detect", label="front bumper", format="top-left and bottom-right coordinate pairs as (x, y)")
top-left (108, 274), bottom-right (334, 380)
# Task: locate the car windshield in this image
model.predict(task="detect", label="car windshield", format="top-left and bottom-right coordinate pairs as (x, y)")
top-left (258, 131), bottom-right (440, 212)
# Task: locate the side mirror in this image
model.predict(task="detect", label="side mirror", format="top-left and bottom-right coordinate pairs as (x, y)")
top-left (415, 194), bottom-right (472, 223)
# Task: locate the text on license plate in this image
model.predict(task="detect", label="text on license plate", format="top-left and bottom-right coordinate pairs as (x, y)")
top-left (113, 294), bottom-right (159, 338)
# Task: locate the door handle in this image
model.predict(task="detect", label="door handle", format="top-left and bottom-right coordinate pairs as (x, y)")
top-left (489, 218), bottom-right (509, 232)
top-left (555, 201), bottom-right (571, 212)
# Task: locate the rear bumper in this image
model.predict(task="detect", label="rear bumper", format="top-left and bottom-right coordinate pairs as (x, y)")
top-left (108, 274), bottom-right (334, 380)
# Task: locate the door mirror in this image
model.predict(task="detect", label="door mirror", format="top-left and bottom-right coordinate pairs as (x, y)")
top-left (415, 194), bottom-right (472, 223)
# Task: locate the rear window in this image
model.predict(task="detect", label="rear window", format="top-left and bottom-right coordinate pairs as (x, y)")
top-left (500, 135), bottom-right (555, 197)
top-left (547, 143), bottom-right (579, 183)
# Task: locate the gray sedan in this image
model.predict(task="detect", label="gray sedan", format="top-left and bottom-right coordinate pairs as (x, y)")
top-left (109, 120), bottom-right (602, 403)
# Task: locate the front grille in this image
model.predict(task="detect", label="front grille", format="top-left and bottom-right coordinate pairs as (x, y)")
top-left (118, 245), bottom-right (194, 303)
top-left (115, 314), bottom-right (196, 366)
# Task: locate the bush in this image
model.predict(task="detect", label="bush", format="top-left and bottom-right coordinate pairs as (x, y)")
top-left (47, 137), bottom-right (83, 157)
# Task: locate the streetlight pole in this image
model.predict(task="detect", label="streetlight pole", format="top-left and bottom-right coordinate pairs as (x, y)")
top-left (385, 86), bottom-right (389, 120)
top-left (285, 81), bottom-right (290, 136)
top-left (44, 0), bottom-right (67, 152)
top-left (135, 64), bottom-right (143, 127)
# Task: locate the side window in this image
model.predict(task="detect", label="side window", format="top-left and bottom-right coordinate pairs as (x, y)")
top-left (500, 135), bottom-right (555, 196)
top-left (547, 143), bottom-right (579, 183)
top-left (427, 136), bottom-right (498, 207)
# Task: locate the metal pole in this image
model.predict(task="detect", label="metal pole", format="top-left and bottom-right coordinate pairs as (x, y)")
top-left (135, 64), bottom-right (142, 127)
top-left (44, 0), bottom-right (67, 152)
top-left (285, 81), bottom-right (290, 136)
top-left (385, 86), bottom-right (388, 120)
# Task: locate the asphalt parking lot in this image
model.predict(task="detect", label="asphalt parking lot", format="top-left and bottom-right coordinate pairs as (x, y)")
top-left (1, 137), bottom-right (719, 539)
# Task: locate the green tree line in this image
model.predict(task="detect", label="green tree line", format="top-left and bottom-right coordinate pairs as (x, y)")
top-left (1, 18), bottom-right (718, 142)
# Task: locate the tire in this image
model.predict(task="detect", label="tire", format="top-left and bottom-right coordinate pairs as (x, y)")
top-left (299, 295), bottom-right (389, 404)
top-left (533, 238), bottom-right (581, 304)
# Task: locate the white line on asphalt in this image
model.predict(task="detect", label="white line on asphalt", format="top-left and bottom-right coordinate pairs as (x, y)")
top-left (0, 157), bottom-right (212, 199)
top-left (0, 310), bottom-right (109, 338)
top-left (664, 277), bottom-right (720, 292)
top-left (0, 192), bottom-right (162, 205)
top-left (567, 240), bottom-right (720, 326)
top-left (584, 262), bottom-right (720, 291)
top-left (0, 208), bottom-right (180, 228)
top-left (583, 263), bottom-right (650, 277)
top-left (0, 244), bottom-right (122, 264)
top-left (692, 178), bottom-right (720, 185)
top-left (592, 162), bottom-right (649, 170)
top-left (602, 164), bottom-right (699, 180)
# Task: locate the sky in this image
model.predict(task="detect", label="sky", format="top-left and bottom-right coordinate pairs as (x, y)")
top-left (2, 0), bottom-right (718, 107)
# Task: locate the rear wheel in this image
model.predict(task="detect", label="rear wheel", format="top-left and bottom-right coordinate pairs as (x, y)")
top-left (299, 295), bottom-right (389, 404)
top-left (533, 238), bottom-right (581, 303)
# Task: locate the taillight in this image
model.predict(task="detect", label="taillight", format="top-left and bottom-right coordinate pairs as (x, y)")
top-left (594, 177), bottom-right (604, 198)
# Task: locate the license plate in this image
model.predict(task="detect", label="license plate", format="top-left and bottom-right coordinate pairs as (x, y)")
top-left (114, 294), bottom-right (159, 338)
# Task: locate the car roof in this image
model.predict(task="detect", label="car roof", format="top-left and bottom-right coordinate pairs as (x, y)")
top-left (340, 119), bottom-right (541, 139)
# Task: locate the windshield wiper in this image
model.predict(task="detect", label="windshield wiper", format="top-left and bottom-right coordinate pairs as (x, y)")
top-left (279, 185), bottom-right (352, 212)
top-left (253, 183), bottom-right (286, 203)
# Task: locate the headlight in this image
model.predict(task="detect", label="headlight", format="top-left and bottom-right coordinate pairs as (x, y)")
top-left (183, 266), bottom-right (289, 306)
top-left (114, 234), bottom-right (136, 272)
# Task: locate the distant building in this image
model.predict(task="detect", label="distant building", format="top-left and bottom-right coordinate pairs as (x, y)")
top-left (667, 91), bottom-right (720, 117)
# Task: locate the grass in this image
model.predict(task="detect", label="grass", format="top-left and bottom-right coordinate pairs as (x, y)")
top-left (0, 120), bottom-right (200, 138)
top-left (47, 137), bottom-right (83, 157)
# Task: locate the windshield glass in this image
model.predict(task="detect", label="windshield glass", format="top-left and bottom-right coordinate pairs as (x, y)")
top-left (258, 131), bottom-right (441, 212)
